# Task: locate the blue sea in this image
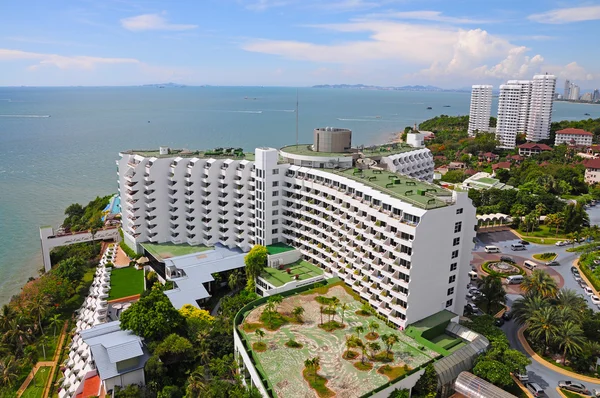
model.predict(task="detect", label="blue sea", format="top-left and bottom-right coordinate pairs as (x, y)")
top-left (1, 86), bottom-right (599, 304)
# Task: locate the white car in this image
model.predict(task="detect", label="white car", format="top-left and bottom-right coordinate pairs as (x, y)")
top-left (555, 241), bottom-right (566, 246)
top-left (584, 286), bottom-right (595, 296)
top-left (591, 295), bottom-right (600, 305)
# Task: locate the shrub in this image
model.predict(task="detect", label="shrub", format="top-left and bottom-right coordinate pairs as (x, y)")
top-left (285, 339), bottom-right (303, 348)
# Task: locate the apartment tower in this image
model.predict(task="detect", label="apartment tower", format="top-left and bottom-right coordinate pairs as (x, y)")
top-left (526, 74), bottom-right (557, 142)
top-left (467, 85), bottom-right (493, 136)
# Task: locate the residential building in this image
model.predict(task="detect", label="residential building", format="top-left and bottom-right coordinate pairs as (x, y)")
top-left (593, 89), bottom-right (600, 102)
top-left (461, 172), bottom-right (513, 191)
top-left (507, 154), bottom-right (523, 164)
top-left (554, 128), bottom-right (593, 147)
top-left (570, 84), bottom-right (580, 100)
top-left (496, 74), bottom-right (556, 148)
top-left (581, 92), bottom-right (593, 102)
top-left (564, 79), bottom-right (571, 100)
top-left (527, 74), bottom-right (557, 142)
top-left (517, 142), bottom-right (553, 157)
top-left (478, 152), bottom-right (499, 163)
top-left (468, 85), bottom-right (493, 136)
top-left (492, 162), bottom-right (511, 172)
top-left (118, 131), bottom-right (476, 330)
top-left (584, 158), bottom-right (600, 184)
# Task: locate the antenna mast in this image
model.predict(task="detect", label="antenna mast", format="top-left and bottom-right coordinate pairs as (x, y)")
top-left (296, 88), bottom-right (299, 149)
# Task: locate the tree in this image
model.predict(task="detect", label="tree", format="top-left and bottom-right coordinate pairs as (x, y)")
top-left (345, 335), bottom-right (359, 354)
top-left (28, 295), bottom-right (49, 335)
top-left (186, 367), bottom-right (209, 397)
top-left (319, 305), bottom-right (324, 326)
top-left (154, 334), bottom-right (194, 364)
top-left (413, 364), bottom-right (438, 397)
top-left (522, 270), bottom-right (558, 298)
top-left (244, 245), bottom-right (268, 282)
top-left (120, 287), bottom-right (185, 341)
top-left (555, 289), bottom-right (588, 321)
top-left (556, 321), bottom-right (585, 364)
top-left (0, 356), bottom-right (19, 387)
top-left (292, 306), bottom-right (305, 322)
top-left (563, 202), bottom-right (590, 233)
top-left (39, 333), bottom-right (50, 360)
top-left (228, 270), bottom-right (243, 291)
top-left (512, 294), bottom-right (550, 326)
top-left (355, 325), bottom-right (365, 338)
top-left (382, 334), bottom-right (400, 356)
top-left (340, 303), bottom-right (349, 325)
top-left (48, 314), bottom-right (61, 338)
top-left (527, 307), bottom-right (559, 354)
top-left (368, 320), bottom-right (380, 337)
top-left (255, 328), bottom-right (265, 343)
top-left (368, 342), bottom-right (381, 358)
top-left (53, 256), bottom-right (86, 282)
top-left (545, 213), bottom-right (565, 236)
top-left (388, 388), bottom-right (410, 398)
top-left (473, 359), bottom-right (513, 387)
top-left (179, 304), bottom-right (215, 323)
top-left (475, 275), bottom-right (506, 314)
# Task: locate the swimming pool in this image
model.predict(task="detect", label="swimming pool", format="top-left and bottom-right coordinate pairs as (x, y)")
top-left (102, 195), bottom-right (121, 221)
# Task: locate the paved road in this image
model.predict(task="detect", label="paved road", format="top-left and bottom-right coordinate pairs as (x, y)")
top-left (472, 231), bottom-right (599, 397)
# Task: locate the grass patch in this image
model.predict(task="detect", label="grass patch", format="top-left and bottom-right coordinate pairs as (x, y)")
top-left (242, 322), bottom-right (263, 333)
top-left (567, 245), bottom-right (594, 253)
top-left (560, 389), bottom-right (585, 398)
top-left (285, 339), bottom-right (303, 349)
top-left (252, 342), bottom-right (267, 352)
top-left (519, 224), bottom-right (568, 239)
top-left (533, 252), bottom-right (557, 261)
top-left (377, 364), bottom-right (409, 380)
top-left (355, 310), bottom-right (372, 317)
top-left (579, 255), bottom-right (600, 292)
top-left (302, 366), bottom-right (335, 398)
top-left (260, 260), bottom-right (323, 287)
top-left (481, 261), bottom-right (525, 278)
top-left (353, 361), bottom-right (374, 371)
top-left (315, 296), bottom-right (337, 305)
top-left (343, 350), bottom-right (359, 360)
top-left (365, 332), bottom-right (379, 341)
top-left (373, 351), bottom-right (394, 362)
top-left (503, 381), bottom-right (529, 398)
top-left (259, 310), bottom-right (289, 331)
top-left (108, 266), bottom-right (144, 300)
top-left (318, 321), bottom-right (345, 332)
top-left (21, 366), bottom-right (51, 398)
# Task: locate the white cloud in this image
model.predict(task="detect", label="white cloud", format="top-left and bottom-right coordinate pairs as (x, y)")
top-left (528, 5), bottom-right (600, 24)
top-left (0, 49), bottom-right (140, 70)
top-left (120, 13), bottom-right (198, 31)
top-left (367, 10), bottom-right (491, 24)
top-left (243, 0), bottom-right (295, 11)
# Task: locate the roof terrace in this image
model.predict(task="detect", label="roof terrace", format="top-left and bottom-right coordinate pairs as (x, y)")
top-left (324, 168), bottom-right (452, 209)
top-left (259, 259), bottom-right (323, 287)
top-left (122, 148), bottom-right (255, 161)
top-left (280, 143), bottom-right (416, 159)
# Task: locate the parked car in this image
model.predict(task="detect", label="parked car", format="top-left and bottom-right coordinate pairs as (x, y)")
top-left (526, 382), bottom-right (545, 397)
top-left (511, 243), bottom-right (526, 251)
top-left (559, 381), bottom-right (587, 394)
top-left (466, 303), bottom-right (479, 312)
top-left (494, 318), bottom-right (505, 326)
top-left (591, 295), bottom-right (600, 305)
top-left (571, 266), bottom-right (579, 274)
top-left (515, 371), bottom-right (528, 382)
top-left (485, 245), bottom-right (501, 253)
top-left (545, 260), bottom-right (560, 267)
top-left (555, 241), bottom-right (567, 246)
top-left (502, 311), bottom-right (513, 321)
top-left (519, 240), bottom-right (530, 245)
top-left (500, 255), bottom-right (514, 263)
top-left (584, 286), bottom-right (594, 296)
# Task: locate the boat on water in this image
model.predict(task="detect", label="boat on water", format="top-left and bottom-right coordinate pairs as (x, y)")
top-left (375, 115), bottom-right (381, 119)
top-left (426, 107), bottom-right (432, 110)
top-left (585, 113), bottom-right (591, 116)
top-left (443, 105), bottom-right (451, 107)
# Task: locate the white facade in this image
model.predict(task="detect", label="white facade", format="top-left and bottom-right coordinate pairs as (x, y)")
top-left (570, 84), bottom-right (580, 100)
top-left (380, 148), bottom-right (435, 182)
top-left (527, 74), bottom-right (556, 142)
top-left (118, 146), bottom-right (475, 329)
top-left (555, 130), bottom-right (593, 147)
top-left (496, 75), bottom-right (556, 148)
top-left (468, 85), bottom-right (493, 136)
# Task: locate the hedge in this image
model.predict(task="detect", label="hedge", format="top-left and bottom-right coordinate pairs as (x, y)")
top-left (480, 261), bottom-right (525, 278)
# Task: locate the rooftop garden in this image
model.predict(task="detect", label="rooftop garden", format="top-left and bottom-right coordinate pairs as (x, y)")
top-left (237, 280), bottom-right (437, 398)
top-left (108, 266), bottom-right (144, 300)
top-left (265, 243), bottom-right (295, 255)
top-left (259, 260), bottom-right (323, 287)
top-left (124, 148), bottom-right (255, 160)
top-left (141, 242), bottom-right (213, 262)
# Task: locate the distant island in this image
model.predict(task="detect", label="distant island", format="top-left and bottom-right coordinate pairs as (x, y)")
top-left (142, 82), bottom-right (186, 88)
top-left (312, 84), bottom-right (469, 92)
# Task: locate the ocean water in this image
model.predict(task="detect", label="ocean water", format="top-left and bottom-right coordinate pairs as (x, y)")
top-left (1, 86), bottom-right (599, 304)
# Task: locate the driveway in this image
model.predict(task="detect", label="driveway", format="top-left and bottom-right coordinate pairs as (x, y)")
top-left (473, 230), bottom-right (600, 397)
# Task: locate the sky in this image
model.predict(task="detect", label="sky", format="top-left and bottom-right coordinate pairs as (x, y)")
top-left (1, 0), bottom-right (600, 89)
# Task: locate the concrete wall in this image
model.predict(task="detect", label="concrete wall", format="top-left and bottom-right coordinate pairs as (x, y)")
top-left (267, 249), bottom-right (301, 268)
top-left (103, 369), bottom-right (145, 394)
top-left (258, 274), bottom-right (326, 296)
top-left (313, 128), bottom-right (352, 153)
top-left (371, 368), bottom-right (425, 398)
top-left (234, 327), bottom-right (269, 397)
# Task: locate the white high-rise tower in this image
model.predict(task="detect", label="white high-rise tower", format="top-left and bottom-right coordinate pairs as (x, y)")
top-left (527, 74), bottom-right (556, 142)
top-left (467, 85), bottom-right (493, 136)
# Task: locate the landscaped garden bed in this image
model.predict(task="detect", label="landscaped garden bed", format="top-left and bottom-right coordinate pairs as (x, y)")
top-left (532, 252), bottom-right (557, 261)
top-left (481, 261), bottom-right (525, 278)
top-left (108, 266), bottom-right (144, 300)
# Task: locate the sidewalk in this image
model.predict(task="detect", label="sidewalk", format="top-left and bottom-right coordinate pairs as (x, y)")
top-left (517, 326), bottom-right (600, 384)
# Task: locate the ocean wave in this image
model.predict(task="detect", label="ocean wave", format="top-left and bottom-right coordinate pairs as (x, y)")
top-left (0, 114), bottom-right (50, 118)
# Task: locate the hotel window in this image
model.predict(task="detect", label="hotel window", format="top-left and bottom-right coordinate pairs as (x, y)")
top-left (453, 237), bottom-right (460, 246)
top-left (272, 229), bottom-right (278, 234)
top-left (456, 208), bottom-right (463, 214)
top-left (449, 275), bottom-right (456, 283)
top-left (272, 200), bottom-right (279, 206)
top-left (272, 169), bottom-right (279, 175)
top-left (450, 263), bottom-right (457, 271)
top-left (272, 220), bottom-right (279, 225)
top-left (446, 299), bottom-right (453, 308)
top-left (447, 287), bottom-right (454, 295)
top-left (273, 191), bottom-right (279, 197)
top-left (272, 181), bottom-right (279, 187)
top-left (454, 221), bottom-right (462, 233)
top-left (451, 250), bottom-right (459, 259)
top-left (272, 210), bottom-right (278, 216)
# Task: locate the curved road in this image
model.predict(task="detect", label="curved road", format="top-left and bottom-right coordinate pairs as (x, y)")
top-left (473, 232), bottom-right (599, 398)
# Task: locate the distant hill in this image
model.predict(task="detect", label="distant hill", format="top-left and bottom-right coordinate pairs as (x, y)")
top-left (142, 82), bottom-right (186, 88)
top-left (312, 84), bottom-right (468, 92)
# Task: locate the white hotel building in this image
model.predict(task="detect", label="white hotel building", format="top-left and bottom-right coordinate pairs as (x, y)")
top-left (467, 85), bottom-right (493, 136)
top-left (117, 129), bottom-right (476, 328)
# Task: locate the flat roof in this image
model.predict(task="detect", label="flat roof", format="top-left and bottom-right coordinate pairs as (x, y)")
top-left (259, 260), bottom-right (323, 287)
top-left (280, 144), bottom-right (355, 158)
top-left (473, 177), bottom-right (497, 185)
top-left (324, 168), bottom-right (451, 209)
top-left (122, 149), bottom-right (255, 161)
top-left (280, 143), bottom-right (417, 159)
top-left (408, 309), bottom-right (457, 333)
top-left (266, 243), bottom-right (295, 255)
top-left (141, 242), bottom-right (213, 262)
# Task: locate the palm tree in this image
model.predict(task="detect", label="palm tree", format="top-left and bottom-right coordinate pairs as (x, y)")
top-left (264, 300), bottom-right (276, 326)
top-left (270, 295), bottom-right (283, 313)
top-left (556, 321), bottom-right (585, 364)
top-left (512, 294), bottom-right (550, 326)
top-left (228, 270), bottom-right (241, 291)
top-left (39, 334), bottom-right (50, 360)
top-left (528, 307), bottom-right (559, 354)
top-left (48, 314), bottom-right (61, 338)
top-left (340, 303), bottom-right (349, 325)
top-left (382, 334), bottom-right (400, 357)
top-left (196, 331), bottom-right (211, 365)
top-left (475, 275), bottom-right (507, 314)
top-left (368, 320), bottom-right (380, 337)
top-left (355, 325), bottom-right (365, 338)
top-left (28, 296), bottom-right (49, 335)
top-left (0, 356), bottom-right (19, 387)
top-left (545, 213), bottom-right (564, 236)
top-left (0, 305), bottom-right (15, 332)
top-left (345, 335), bottom-right (359, 355)
top-left (292, 306), bottom-right (305, 322)
top-left (3, 319), bottom-right (30, 354)
top-left (522, 270), bottom-right (558, 298)
top-left (186, 367), bottom-right (209, 397)
top-left (255, 328), bottom-right (265, 343)
top-left (319, 305), bottom-right (325, 325)
top-left (368, 342), bottom-right (381, 358)
top-left (360, 344), bottom-right (368, 364)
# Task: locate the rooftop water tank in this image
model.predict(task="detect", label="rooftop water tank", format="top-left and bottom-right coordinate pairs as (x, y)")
top-left (313, 127), bottom-right (352, 153)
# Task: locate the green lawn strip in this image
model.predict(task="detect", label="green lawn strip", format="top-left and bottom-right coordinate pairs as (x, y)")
top-left (302, 366), bottom-right (335, 398)
top-left (519, 224), bottom-right (568, 239)
top-left (560, 389), bottom-right (585, 398)
top-left (21, 366), bottom-right (51, 398)
top-left (108, 266), bottom-right (144, 300)
top-left (377, 364), bottom-right (408, 380)
top-left (533, 252), bottom-right (557, 261)
top-left (266, 243), bottom-right (295, 255)
top-left (260, 260), bottom-right (323, 287)
top-left (579, 256), bottom-right (600, 292)
top-left (141, 242), bottom-right (212, 261)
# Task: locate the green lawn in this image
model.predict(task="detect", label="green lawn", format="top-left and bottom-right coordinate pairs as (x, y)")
top-left (108, 267), bottom-right (144, 300)
top-left (260, 260), bottom-right (324, 287)
top-left (21, 366), bottom-right (51, 398)
top-left (560, 389), bottom-right (584, 398)
top-left (520, 224), bottom-right (567, 239)
top-left (266, 243), bottom-right (295, 255)
top-left (141, 242), bottom-right (213, 261)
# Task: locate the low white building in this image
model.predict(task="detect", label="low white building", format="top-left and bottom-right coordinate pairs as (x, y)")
top-left (585, 158), bottom-right (600, 184)
top-left (461, 172), bottom-right (513, 191)
top-left (555, 128), bottom-right (593, 147)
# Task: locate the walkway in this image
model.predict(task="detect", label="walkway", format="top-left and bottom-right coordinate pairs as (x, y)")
top-left (16, 321), bottom-right (69, 397)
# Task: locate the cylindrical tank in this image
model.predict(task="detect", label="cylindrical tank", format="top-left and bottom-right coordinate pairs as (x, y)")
top-left (313, 127), bottom-right (352, 153)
